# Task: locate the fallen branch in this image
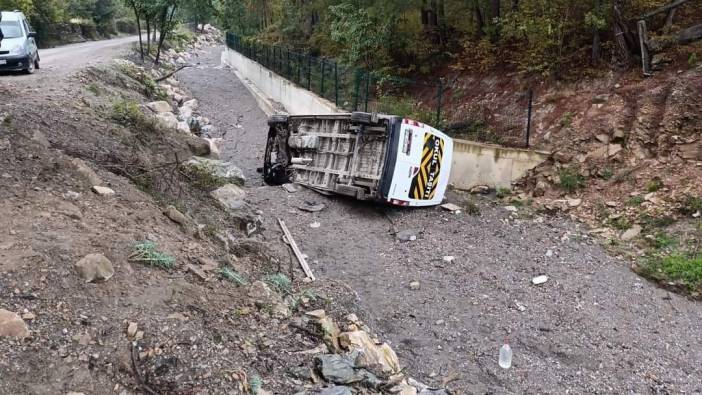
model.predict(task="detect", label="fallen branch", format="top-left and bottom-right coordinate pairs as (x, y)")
top-left (155, 65), bottom-right (192, 82)
top-left (640, 0), bottom-right (691, 20)
top-left (131, 342), bottom-right (159, 395)
top-left (278, 219), bottom-right (316, 281)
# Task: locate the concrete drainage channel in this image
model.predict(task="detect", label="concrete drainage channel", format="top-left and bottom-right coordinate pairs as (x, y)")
top-left (220, 47), bottom-right (549, 190)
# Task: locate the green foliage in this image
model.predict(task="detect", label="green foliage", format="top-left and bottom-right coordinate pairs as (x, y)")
top-left (496, 187), bottom-right (511, 199)
top-left (263, 273), bottom-right (292, 293)
top-left (218, 266), bottom-right (248, 286)
top-left (130, 241), bottom-right (175, 268)
top-left (689, 53), bottom-right (699, 66)
top-left (599, 167), bottom-right (614, 180)
top-left (643, 253), bottom-right (702, 290)
top-left (557, 167), bottom-right (586, 192)
top-left (559, 112), bottom-right (574, 128)
top-left (646, 177), bottom-right (663, 192)
top-left (249, 375), bottom-right (263, 395)
top-left (111, 99), bottom-right (143, 125)
top-left (679, 195), bottom-right (702, 216)
top-left (328, 3), bottom-right (389, 68)
top-left (184, 162), bottom-right (228, 190)
top-left (608, 216), bottom-right (631, 230)
top-left (627, 196), bottom-right (644, 207)
top-left (648, 232), bottom-right (678, 250)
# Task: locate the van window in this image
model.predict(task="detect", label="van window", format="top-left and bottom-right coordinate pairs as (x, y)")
top-left (0, 21), bottom-right (23, 38)
top-left (22, 19), bottom-right (30, 34)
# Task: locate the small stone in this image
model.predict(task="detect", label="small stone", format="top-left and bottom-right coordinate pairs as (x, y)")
top-left (409, 281), bottom-right (421, 290)
top-left (74, 253), bottom-right (114, 282)
top-left (186, 264), bottom-right (208, 281)
top-left (0, 309), bottom-right (29, 338)
top-left (567, 198), bottom-right (582, 208)
top-left (514, 301), bottom-right (527, 312)
top-left (127, 322), bottom-right (138, 338)
top-left (281, 183), bottom-right (298, 193)
top-left (504, 206), bottom-right (518, 212)
top-left (693, 211), bottom-right (701, 218)
top-left (442, 256), bottom-right (455, 263)
top-left (146, 101), bottom-right (172, 114)
top-left (435, 319), bottom-right (445, 325)
top-left (164, 205), bottom-right (187, 225)
top-left (595, 134), bottom-right (610, 144)
top-left (310, 221), bottom-right (321, 229)
top-left (345, 313), bottom-right (359, 323)
top-left (621, 225), bottom-right (642, 241)
top-left (167, 312), bottom-right (188, 321)
top-left (21, 312), bottom-right (36, 321)
top-left (396, 230), bottom-right (417, 242)
top-left (532, 275), bottom-right (549, 285)
top-left (545, 249), bottom-right (554, 257)
top-left (91, 186), bottom-right (115, 196)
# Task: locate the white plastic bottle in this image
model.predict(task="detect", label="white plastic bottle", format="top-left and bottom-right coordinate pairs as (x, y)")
top-left (499, 339), bottom-right (512, 369)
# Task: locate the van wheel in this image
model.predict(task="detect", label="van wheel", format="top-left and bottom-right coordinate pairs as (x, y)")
top-left (35, 59), bottom-right (40, 69)
top-left (350, 111), bottom-right (374, 125)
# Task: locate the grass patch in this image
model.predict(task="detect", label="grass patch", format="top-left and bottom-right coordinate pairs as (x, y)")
top-left (639, 213), bottom-right (676, 228)
top-left (646, 177), bottom-right (663, 193)
top-left (129, 241), bottom-right (175, 269)
top-left (218, 266), bottom-right (248, 286)
top-left (248, 375), bottom-right (263, 395)
top-left (642, 253), bottom-right (702, 290)
top-left (649, 232), bottom-right (678, 250)
top-left (86, 83), bottom-right (101, 96)
top-left (184, 162), bottom-right (228, 191)
top-left (559, 112), bottom-right (574, 128)
top-left (110, 99), bottom-right (160, 134)
top-left (495, 187), bottom-right (511, 199)
top-left (608, 216), bottom-right (631, 230)
top-left (264, 273), bottom-right (292, 293)
top-left (557, 167), bottom-right (586, 193)
top-left (626, 196), bottom-right (644, 207)
top-left (679, 195), bottom-right (702, 216)
top-left (599, 167), bottom-right (614, 180)
top-left (465, 200), bottom-right (481, 216)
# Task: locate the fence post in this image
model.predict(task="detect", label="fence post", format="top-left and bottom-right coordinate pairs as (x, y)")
top-left (307, 55), bottom-right (312, 90)
top-left (525, 88), bottom-right (533, 148)
top-left (353, 69), bottom-right (360, 111)
top-left (436, 79), bottom-right (443, 126)
top-left (320, 59), bottom-right (326, 98)
top-left (286, 49), bottom-right (291, 78)
top-left (364, 71), bottom-right (370, 112)
top-left (334, 61), bottom-right (339, 107)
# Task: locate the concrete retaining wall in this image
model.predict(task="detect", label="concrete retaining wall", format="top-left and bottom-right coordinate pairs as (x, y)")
top-left (221, 48), bottom-right (339, 115)
top-left (221, 47), bottom-right (549, 189)
top-left (449, 140), bottom-right (549, 189)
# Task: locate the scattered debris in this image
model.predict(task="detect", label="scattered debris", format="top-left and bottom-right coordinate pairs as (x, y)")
top-left (531, 275), bottom-right (549, 285)
top-left (299, 201), bottom-right (326, 213)
top-left (310, 221), bottom-right (321, 229)
top-left (442, 256), bottom-right (455, 263)
top-left (279, 219), bottom-right (316, 281)
top-left (514, 301), bottom-right (527, 312)
top-left (282, 183), bottom-right (299, 193)
top-left (504, 206), bottom-right (518, 212)
top-left (164, 205), bottom-right (187, 225)
top-left (146, 101), bottom-right (172, 113)
top-left (409, 281), bottom-right (421, 290)
top-left (74, 253), bottom-right (115, 282)
top-left (440, 203), bottom-right (461, 212)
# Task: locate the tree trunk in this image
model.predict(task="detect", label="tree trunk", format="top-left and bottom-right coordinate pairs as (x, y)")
top-left (145, 18), bottom-right (151, 54)
top-left (473, 0), bottom-right (484, 38)
top-left (490, 0), bottom-right (500, 41)
top-left (155, 5), bottom-right (178, 65)
top-left (131, 1), bottom-right (143, 60)
top-left (591, 28), bottom-right (601, 64)
top-left (511, 0), bottom-right (519, 11)
top-left (663, 7), bottom-right (677, 34)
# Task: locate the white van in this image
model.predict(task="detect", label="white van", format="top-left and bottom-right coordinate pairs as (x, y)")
top-left (0, 10), bottom-right (40, 73)
top-left (264, 112), bottom-right (453, 207)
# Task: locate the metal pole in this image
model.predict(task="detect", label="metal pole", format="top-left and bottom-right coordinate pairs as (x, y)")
top-left (320, 59), bottom-right (326, 98)
top-left (287, 49), bottom-right (291, 78)
top-left (297, 53), bottom-right (301, 84)
top-left (364, 71), bottom-right (370, 112)
top-left (353, 69), bottom-right (360, 111)
top-left (307, 55), bottom-right (312, 91)
top-left (334, 62), bottom-right (339, 107)
top-left (525, 88), bottom-right (533, 148)
top-left (436, 79), bottom-right (443, 125)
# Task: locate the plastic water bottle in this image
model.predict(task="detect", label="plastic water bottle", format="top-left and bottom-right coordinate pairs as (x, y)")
top-left (499, 339), bottom-right (512, 369)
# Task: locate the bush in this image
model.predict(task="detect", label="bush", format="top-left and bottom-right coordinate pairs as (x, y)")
top-left (643, 254), bottom-right (702, 291)
top-left (115, 18), bottom-right (138, 34)
top-left (557, 167), bottom-right (586, 193)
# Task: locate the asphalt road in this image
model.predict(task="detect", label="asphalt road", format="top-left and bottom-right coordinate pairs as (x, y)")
top-left (1, 35), bottom-right (138, 85)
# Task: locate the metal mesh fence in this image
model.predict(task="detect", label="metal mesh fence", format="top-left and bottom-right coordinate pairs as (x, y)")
top-left (225, 32), bottom-right (533, 148)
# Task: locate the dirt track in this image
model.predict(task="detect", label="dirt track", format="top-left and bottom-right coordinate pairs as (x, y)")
top-left (178, 46), bottom-right (702, 394)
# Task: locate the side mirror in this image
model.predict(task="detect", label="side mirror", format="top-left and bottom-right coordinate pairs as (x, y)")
top-left (27, 32), bottom-right (36, 38)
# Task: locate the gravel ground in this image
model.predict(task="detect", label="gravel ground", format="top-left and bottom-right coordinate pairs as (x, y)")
top-left (179, 46), bottom-right (702, 394)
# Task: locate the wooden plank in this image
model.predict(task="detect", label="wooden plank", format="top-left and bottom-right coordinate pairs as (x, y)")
top-left (278, 219), bottom-right (316, 281)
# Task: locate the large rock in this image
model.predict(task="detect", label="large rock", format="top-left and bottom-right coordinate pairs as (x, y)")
top-left (621, 225), bottom-right (642, 241)
top-left (155, 112), bottom-right (178, 130)
top-left (146, 101), bottom-right (172, 114)
top-left (75, 253), bottom-right (115, 282)
top-left (186, 138), bottom-right (211, 157)
top-left (179, 99), bottom-right (198, 120)
top-left (187, 157), bottom-right (245, 185)
top-left (314, 354), bottom-right (380, 387)
top-left (338, 330), bottom-right (401, 374)
top-left (247, 281), bottom-right (290, 318)
top-left (211, 184), bottom-right (246, 211)
top-left (0, 309), bottom-right (29, 338)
